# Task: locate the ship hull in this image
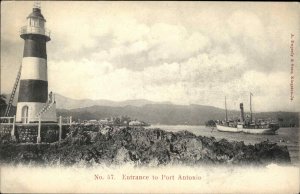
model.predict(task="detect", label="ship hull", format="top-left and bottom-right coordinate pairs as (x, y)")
top-left (216, 124), bottom-right (242, 133)
top-left (242, 126), bottom-right (279, 135)
top-left (216, 124), bottom-right (279, 135)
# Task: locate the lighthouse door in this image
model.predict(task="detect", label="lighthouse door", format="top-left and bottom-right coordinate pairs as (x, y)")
top-left (21, 106), bottom-right (29, 123)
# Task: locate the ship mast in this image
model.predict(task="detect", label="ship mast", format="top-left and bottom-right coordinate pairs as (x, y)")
top-left (250, 92), bottom-right (253, 123)
top-left (225, 96), bottom-right (228, 122)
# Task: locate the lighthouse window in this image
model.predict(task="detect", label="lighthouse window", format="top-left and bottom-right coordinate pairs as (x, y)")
top-left (30, 19), bottom-right (38, 27)
top-left (29, 19), bottom-right (34, 27)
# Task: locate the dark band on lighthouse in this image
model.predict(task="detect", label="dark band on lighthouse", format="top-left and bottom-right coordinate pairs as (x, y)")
top-left (23, 35), bottom-right (47, 59)
top-left (18, 80), bottom-right (48, 102)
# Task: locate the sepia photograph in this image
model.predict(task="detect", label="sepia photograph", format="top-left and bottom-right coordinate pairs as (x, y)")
top-left (0, 1), bottom-right (299, 193)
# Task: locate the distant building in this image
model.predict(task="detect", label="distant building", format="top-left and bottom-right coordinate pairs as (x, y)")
top-left (129, 120), bottom-right (141, 126)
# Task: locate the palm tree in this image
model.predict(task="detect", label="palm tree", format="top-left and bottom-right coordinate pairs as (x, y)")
top-left (0, 94), bottom-right (7, 106)
top-left (0, 94), bottom-right (7, 116)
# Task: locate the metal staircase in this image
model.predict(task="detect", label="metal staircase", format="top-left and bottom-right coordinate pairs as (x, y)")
top-left (4, 65), bottom-right (22, 117)
top-left (36, 94), bottom-right (55, 118)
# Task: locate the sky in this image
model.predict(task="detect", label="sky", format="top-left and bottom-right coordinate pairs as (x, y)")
top-left (1, 1), bottom-right (299, 112)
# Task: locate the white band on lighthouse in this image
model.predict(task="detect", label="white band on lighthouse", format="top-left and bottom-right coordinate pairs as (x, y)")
top-left (16, 102), bottom-right (57, 122)
top-left (21, 57), bottom-right (47, 81)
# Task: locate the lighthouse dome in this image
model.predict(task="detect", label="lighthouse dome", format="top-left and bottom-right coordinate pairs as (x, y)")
top-left (27, 8), bottom-right (46, 22)
top-left (20, 5), bottom-right (50, 41)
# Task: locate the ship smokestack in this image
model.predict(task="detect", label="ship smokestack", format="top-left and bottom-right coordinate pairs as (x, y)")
top-left (240, 103), bottom-right (245, 122)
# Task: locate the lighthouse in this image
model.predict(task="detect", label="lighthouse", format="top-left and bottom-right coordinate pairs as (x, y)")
top-left (16, 2), bottom-right (57, 123)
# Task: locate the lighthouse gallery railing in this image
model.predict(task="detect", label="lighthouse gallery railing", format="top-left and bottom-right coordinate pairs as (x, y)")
top-left (20, 26), bottom-right (51, 37)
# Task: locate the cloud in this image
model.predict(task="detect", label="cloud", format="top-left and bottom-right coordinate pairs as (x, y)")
top-left (47, 49), bottom-right (297, 112)
top-left (90, 23), bottom-right (210, 71)
top-left (1, 2), bottom-right (299, 111)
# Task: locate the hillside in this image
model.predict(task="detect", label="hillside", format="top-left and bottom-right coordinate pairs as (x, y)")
top-left (58, 104), bottom-right (225, 125)
top-left (3, 92), bottom-right (171, 109)
top-left (55, 93), bottom-right (174, 109)
top-left (2, 93), bottom-right (298, 126)
top-left (57, 104), bottom-right (299, 126)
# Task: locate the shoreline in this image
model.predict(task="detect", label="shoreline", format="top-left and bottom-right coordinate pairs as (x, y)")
top-left (0, 125), bottom-right (292, 167)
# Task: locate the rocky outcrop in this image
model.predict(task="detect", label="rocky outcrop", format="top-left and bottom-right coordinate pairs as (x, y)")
top-left (0, 125), bottom-right (291, 166)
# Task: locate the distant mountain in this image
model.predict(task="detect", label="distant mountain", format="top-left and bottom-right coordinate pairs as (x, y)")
top-left (57, 104), bottom-right (299, 126)
top-left (3, 92), bottom-right (172, 109)
top-left (57, 104), bottom-right (224, 125)
top-left (3, 93), bottom-right (298, 126)
top-left (54, 93), bottom-right (172, 109)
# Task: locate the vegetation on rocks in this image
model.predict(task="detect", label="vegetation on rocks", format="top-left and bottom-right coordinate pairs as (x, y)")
top-left (0, 125), bottom-right (291, 167)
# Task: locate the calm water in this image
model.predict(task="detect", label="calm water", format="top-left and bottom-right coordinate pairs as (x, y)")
top-left (145, 125), bottom-right (299, 165)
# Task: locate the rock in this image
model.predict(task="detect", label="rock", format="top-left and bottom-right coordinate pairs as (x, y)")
top-left (89, 132), bottom-right (99, 143)
top-left (166, 132), bottom-right (177, 142)
top-left (170, 138), bottom-right (203, 164)
top-left (114, 147), bottom-right (132, 164)
top-left (99, 126), bottom-right (111, 135)
top-left (0, 125), bottom-right (291, 166)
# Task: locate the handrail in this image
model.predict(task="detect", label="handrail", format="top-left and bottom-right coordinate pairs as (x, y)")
top-left (0, 116), bottom-right (15, 124)
top-left (0, 117), bottom-right (14, 119)
top-left (0, 116), bottom-right (72, 144)
top-left (1, 116), bottom-right (70, 120)
top-left (0, 116), bottom-right (71, 121)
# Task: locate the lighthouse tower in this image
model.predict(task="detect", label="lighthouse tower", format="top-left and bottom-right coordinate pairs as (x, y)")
top-left (16, 2), bottom-right (57, 123)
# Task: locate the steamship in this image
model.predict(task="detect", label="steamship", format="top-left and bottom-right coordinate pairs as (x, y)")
top-left (215, 96), bottom-right (243, 133)
top-left (216, 93), bottom-right (280, 135)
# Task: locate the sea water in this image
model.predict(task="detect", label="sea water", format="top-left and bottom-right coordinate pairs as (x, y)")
top-left (145, 125), bottom-right (299, 165)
